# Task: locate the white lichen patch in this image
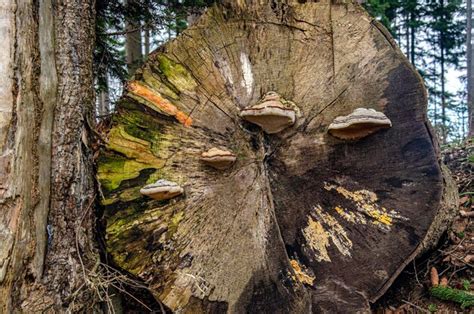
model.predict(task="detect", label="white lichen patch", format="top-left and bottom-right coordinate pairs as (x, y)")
top-left (303, 205), bottom-right (353, 262)
top-left (240, 52), bottom-right (254, 97)
top-left (324, 183), bottom-right (408, 231)
top-left (217, 58), bottom-right (234, 87)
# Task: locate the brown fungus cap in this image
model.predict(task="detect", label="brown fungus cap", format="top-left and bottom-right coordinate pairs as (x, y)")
top-left (240, 92), bottom-right (296, 134)
top-left (201, 148), bottom-right (237, 170)
top-left (328, 108), bottom-right (392, 140)
top-left (140, 179), bottom-right (184, 201)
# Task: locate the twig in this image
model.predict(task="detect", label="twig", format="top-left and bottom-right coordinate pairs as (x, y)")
top-left (413, 260), bottom-right (423, 287)
top-left (439, 237), bottom-right (466, 255)
top-left (401, 300), bottom-right (430, 313)
top-left (448, 266), bottom-right (468, 282)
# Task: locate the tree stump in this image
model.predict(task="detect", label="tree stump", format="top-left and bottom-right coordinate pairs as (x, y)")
top-left (98, 1), bottom-right (458, 312)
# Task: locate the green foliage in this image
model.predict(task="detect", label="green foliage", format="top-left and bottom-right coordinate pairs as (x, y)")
top-left (428, 303), bottom-right (438, 313)
top-left (94, 0), bottom-right (215, 91)
top-left (363, 0), bottom-right (395, 31)
top-left (462, 279), bottom-right (471, 291)
top-left (430, 286), bottom-right (474, 308)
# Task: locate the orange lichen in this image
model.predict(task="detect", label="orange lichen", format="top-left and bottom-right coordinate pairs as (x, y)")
top-left (128, 81), bottom-right (192, 127)
top-left (290, 259), bottom-right (315, 286)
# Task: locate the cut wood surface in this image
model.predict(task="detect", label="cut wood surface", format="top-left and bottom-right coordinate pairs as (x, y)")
top-left (98, 1), bottom-right (457, 312)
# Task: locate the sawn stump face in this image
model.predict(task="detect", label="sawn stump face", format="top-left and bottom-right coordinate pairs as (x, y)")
top-left (98, 1), bottom-right (448, 312)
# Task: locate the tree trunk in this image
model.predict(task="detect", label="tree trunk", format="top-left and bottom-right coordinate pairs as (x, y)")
top-left (467, 0), bottom-right (474, 136)
top-left (98, 1), bottom-right (458, 312)
top-left (0, 0), bottom-right (98, 312)
top-left (440, 17), bottom-right (447, 144)
top-left (98, 80), bottom-right (111, 118)
top-left (410, 10), bottom-right (416, 65)
top-left (144, 28), bottom-right (151, 57)
top-left (125, 0), bottom-right (143, 75)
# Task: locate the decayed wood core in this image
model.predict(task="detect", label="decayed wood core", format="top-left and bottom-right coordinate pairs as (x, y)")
top-left (98, 1), bottom-right (457, 312)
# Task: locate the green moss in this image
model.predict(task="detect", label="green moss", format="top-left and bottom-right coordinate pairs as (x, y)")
top-left (119, 187), bottom-right (142, 202)
top-left (98, 111), bottom-right (173, 195)
top-left (156, 55), bottom-right (197, 91)
top-left (142, 66), bottom-right (179, 100)
top-left (107, 215), bottom-right (135, 238)
top-left (98, 153), bottom-right (153, 192)
top-left (167, 211), bottom-right (185, 238)
top-left (106, 205), bottom-right (170, 274)
top-left (430, 286), bottom-right (474, 308)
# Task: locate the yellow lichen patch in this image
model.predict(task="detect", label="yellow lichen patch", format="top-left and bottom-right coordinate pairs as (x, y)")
top-left (324, 183), bottom-right (408, 231)
top-left (313, 206), bottom-right (353, 258)
top-left (303, 205), bottom-right (354, 262)
top-left (333, 206), bottom-right (367, 225)
top-left (128, 81), bottom-right (192, 127)
top-left (303, 216), bottom-right (331, 262)
top-left (290, 259), bottom-right (315, 286)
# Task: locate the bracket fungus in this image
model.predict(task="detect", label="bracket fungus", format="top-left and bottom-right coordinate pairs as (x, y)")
top-left (328, 108), bottom-right (392, 140)
top-left (200, 148), bottom-right (237, 170)
top-left (240, 92), bottom-right (296, 134)
top-left (140, 179), bottom-right (183, 201)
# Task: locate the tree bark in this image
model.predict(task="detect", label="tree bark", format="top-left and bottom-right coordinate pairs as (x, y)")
top-left (98, 1), bottom-right (457, 312)
top-left (125, 0), bottom-right (143, 75)
top-left (0, 0), bottom-right (98, 311)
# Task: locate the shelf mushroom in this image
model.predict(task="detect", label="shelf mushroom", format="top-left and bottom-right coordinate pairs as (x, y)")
top-left (200, 148), bottom-right (237, 170)
top-left (140, 179), bottom-right (184, 201)
top-left (328, 108), bottom-right (392, 140)
top-left (240, 92), bottom-right (296, 134)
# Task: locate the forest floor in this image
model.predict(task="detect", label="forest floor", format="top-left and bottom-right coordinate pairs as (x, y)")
top-left (374, 139), bottom-right (474, 313)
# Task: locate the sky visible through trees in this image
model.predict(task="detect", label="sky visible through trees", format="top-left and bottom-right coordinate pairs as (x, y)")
top-left (364, 0), bottom-right (467, 143)
top-left (95, 0), bottom-right (468, 143)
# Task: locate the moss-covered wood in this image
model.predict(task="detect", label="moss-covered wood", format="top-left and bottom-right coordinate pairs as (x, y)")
top-left (98, 0), bottom-right (458, 312)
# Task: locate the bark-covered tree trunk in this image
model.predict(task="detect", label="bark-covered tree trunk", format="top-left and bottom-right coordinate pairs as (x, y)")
top-left (99, 0), bottom-right (458, 312)
top-left (125, 0), bottom-right (143, 75)
top-left (0, 0), bottom-right (98, 312)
